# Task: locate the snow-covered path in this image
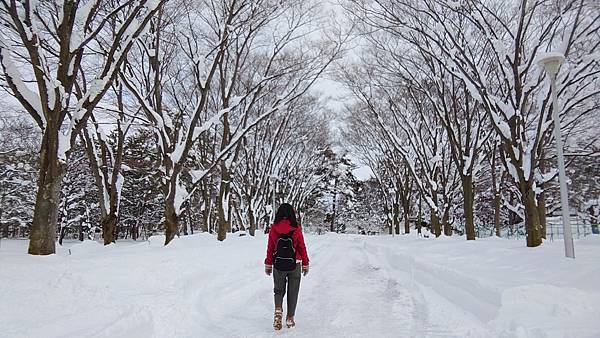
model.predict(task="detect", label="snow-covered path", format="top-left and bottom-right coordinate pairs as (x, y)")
top-left (1, 234), bottom-right (600, 338)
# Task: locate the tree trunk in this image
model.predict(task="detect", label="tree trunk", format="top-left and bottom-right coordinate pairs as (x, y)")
top-left (2, 220), bottom-right (7, 239)
top-left (131, 222), bottom-right (137, 240)
top-left (1, 209), bottom-right (5, 238)
top-left (431, 190), bottom-right (441, 237)
top-left (537, 187), bottom-right (547, 240)
top-left (417, 194), bottom-right (422, 234)
top-left (106, 120), bottom-right (125, 240)
top-left (431, 208), bottom-right (440, 237)
top-left (249, 206), bottom-right (256, 236)
top-left (403, 200), bottom-right (411, 234)
top-left (522, 184), bottom-right (543, 247)
top-left (201, 185), bottom-right (210, 233)
top-left (393, 189), bottom-right (400, 235)
top-left (58, 227), bottom-right (66, 246)
top-left (187, 208), bottom-right (193, 235)
top-left (29, 127), bottom-right (65, 255)
top-left (163, 159), bottom-right (183, 245)
top-left (442, 204), bottom-right (452, 236)
top-left (182, 211), bottom-right (189, 236)
top-left (385, 205), bottom-right (392, 234)
top-left (82, 117), bottom-right (125, 246)
top-left (164, 198), bottom-right (179, 245)
top-left (102, 213), bottom-right (118, 244)
top-left (79, 222), bottom-right (84, 241)
top-left (491, 147), bottom-right (502, 237)
top-left (462, 175), bottom-right (476, 240)
top-left (494, 192), bottom-right (501, 237)
top-left (217, 163), bottom-right (231, 241)
top-left (538, 152), bottom-right (547, 239)
top-left (233, 202), bottom-right (245, 233)
top-left (331, 177), bottom-right (338, 232)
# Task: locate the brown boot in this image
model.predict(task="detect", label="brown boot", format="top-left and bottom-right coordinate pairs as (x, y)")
top-left (286, 315), bottom-right (295, 328)
top-left (273, 308), bottom-right (283, 330)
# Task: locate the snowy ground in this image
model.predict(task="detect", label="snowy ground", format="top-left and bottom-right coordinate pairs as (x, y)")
top-left (1, 233), bottom-right (599, 338)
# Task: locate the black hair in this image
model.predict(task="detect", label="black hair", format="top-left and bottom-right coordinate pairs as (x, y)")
top-left (274, 203), bottom-right (298, 227)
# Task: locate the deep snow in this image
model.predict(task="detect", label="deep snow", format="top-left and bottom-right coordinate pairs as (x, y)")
top-left (1, 234), bottom-right (599, 338)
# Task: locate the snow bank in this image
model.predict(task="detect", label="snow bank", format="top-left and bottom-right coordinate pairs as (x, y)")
top-left (0, 233), bottom-right (599, 337)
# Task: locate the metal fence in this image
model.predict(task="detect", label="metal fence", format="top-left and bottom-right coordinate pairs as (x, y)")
top-left (545, 215), bottom-right (597, 241)
top-left (472, 213), bottom-right (598, 240)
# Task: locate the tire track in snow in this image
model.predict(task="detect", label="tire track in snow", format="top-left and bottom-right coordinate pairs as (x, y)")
top-left (189, 238), bottom-right (332, 338)
top-left (371, 242), bottom-right (497, 338)
top-left (362, 240), bottom-right (429, 338)
top-left (296, 236), bottom-right (418, 337)
top-left (189, 235), bottom-right (495, 337)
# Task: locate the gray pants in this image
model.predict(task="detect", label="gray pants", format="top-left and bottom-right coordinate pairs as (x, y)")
top-left (273, 263), bottom-right (301, 316)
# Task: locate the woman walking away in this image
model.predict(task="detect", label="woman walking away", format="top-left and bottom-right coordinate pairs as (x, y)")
top-left (264, 203), bottom-right (309, 330)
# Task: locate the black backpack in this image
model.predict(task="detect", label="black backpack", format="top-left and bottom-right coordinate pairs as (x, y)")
top-left (273, 230), bottom-right (296, 271)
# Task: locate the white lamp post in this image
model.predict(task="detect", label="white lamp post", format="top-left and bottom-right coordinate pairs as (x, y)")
top-left (537, 52), bottom-right (575, 258)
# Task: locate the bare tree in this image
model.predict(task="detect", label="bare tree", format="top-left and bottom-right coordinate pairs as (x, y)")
top-left (122, 0), bottom-right (346, 244)
top-left (230, 95), bottom-right (330, 235)
top-left (0, 0), bottom-right (164, 254)
top-left (0, 115), bottom-right (38, 239)
top-left (346, 0), bottom-right (599, 246)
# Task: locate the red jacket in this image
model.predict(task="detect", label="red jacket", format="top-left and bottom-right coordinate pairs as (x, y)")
top-left (264, 219), bottom-right (309, 267)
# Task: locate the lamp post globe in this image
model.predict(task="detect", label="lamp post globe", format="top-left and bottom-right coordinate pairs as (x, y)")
top-left (537, 52), bottom-right (565, 75)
